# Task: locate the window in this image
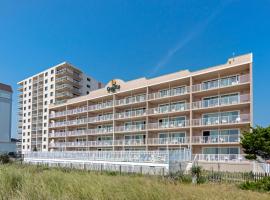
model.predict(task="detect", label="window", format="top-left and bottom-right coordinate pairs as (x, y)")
top-left (45, 86), bottom-right (48, 91)
top-left (51, 69), bottom-right (54, 74)
top-left (44, 101), bottom-right (47, 105)
top-left (87, 77), bottom-right (91, 81)
top-left (45, 79), bottom-right (48, 84)
top-left (202, 79), bottom-right (219, 90)
top-left (29, 92), bottom-right (31, 96)
top-left (51, 77), bottom-right (54, 81)
top-left (50, 84), bottom-right (53, 89)
top-left (44, 94), bottom-right (48, 98)
top-left (50, 99), bottom-right (53, 104)
top-left (87, 84), bottom-right (91, 88)
top-left (29, 86), bottom-right (31, 90)
top-left (43, 145), bottom-right (46, 149)
top-left (86, 91), bottom-right (89, 95)
top-left (45, 72), bottom-right (48, 76)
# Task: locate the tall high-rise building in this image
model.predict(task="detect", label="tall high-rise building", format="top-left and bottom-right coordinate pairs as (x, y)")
top-left (0, 83), bottom-right (16, 153)
top-left (48, 53), bottom-right (253, 161)
top-left (17, 62), bottom-right (103, 153)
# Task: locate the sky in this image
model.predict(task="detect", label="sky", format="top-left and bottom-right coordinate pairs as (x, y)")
top-left (0, 0), bottom-right (269, 137)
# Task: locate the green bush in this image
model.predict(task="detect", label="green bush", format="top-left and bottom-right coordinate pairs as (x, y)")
top-left (0, 154), bottom-right (11, 164)
top-left (166, 171), bottom-right (192, 183)
top-left (239, 177), bottom-right (270, 192)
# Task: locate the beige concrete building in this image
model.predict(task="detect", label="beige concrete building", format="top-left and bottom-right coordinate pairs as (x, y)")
top-left (17, 62), bottom-right (103, 153)
top-left (48, 53), bottom-right (252, 159)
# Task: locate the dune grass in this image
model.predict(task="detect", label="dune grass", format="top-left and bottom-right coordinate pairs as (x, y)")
top-left (0, 164), bottom-right (269, 200)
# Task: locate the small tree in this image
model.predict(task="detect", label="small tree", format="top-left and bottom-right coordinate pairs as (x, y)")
top-left (241, 126), bottom-right (270, 160)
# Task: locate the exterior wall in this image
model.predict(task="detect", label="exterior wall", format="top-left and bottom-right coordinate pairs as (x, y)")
top-left (48, 54), bottom-right (253, 157)
top-left (17, 62), bottom-right (103, 154)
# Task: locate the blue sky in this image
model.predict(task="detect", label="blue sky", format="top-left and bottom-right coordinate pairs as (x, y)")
top-left (0, 0), bottom-right (269, 137)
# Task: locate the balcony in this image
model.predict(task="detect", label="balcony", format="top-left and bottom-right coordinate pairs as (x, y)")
top-left (148, 120), bottom-right (189, 130)
top-left (192, 94), bottom-right (250, 110)
top-left (192, 135), bottom-right (240, 144)
top-left (88, 115), bottom-right (113, 123)
top-left (55, 92), bottom-right (73, 99)
top-left (192, 114), bottom-right (250, 127)
top-left (148, 137), bottom-right (190, 145)
top-left (115, 124), bottom-right (146, 133)
top-left (115, 94), bottom-right (147, 106)
top-left (49, 128), bottom-right (113, 138)
top-left (148, 86), bottom-right (190, 101)
top-left (194, 154), bottom-right (246, 162)
top-left (88, 101), bottom-right (113, 112)
top-left (115, 110), bottom-right (146, 120)
top-left (192, 74), bottom-right (250, 93)
top-left (148, 103), bottom-right (190, 115)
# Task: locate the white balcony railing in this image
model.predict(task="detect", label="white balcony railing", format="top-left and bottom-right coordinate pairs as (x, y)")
top-left (192, 114), bottom-right (250, 127)
top-left (192, 94), bottom-right (250, 109)
top-left (25, 151), bottom-right (170, 164)
top-left (49, 128), bottom-right (113, 138)
top-left (192, 135), bottom-right (240, 144)
top-left (115, 95), bottom-right (147, 106)
top-left (88, 101), bottom-right (113, 112)
top-left (148, 104), bottom-right (190, 115)
top-left (194, 154), bottom-right (246, 162)
top-left (88, 114), bottom-right (113, 123)
top-left (114, 124), bottom-right (146, 133)
top-left (148, 137), bottom-right (190, 145)
top-left (115, 110), bottom-right (146, 119)
top-left (148, 120), bottom-right (189, 130)
top-left (148, 86), bottom-right (190, 100)
top-left (192, 74), bottom-right (250, 93)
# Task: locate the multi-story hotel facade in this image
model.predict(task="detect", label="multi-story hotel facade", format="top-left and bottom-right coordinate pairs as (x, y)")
top-left (18, 62), bottom-right (104, 153)
top-left (0, 83), bottom-right (16, 153)
top-left (48, 54), bottom-right (253, 158)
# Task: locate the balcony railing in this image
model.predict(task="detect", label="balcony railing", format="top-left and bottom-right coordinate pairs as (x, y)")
top-left (192, 114), bottom-right (250, 127)
top-left (194, 154), bottom-right (246, 162)
top-left (192, 94), bottom-right (250, 109)
top-left (192, 135), bottom-right (240, 144)
top-left (148, 104), bottom-right (190, 115)
top-left (115, 110), bottom-right (146, 119)
top-left (88, 115), bottom-right (113, 123)
top-left (49, 128), bottom-right (113, 138)
top-left (148, 120), bottom-right (189, 130)
top-left (148, 86), bottom-right (190, 100)
top-left (88, 101), bottom-right (113, 112)
top-left (114, 124), bottom-right (146, 133)
top-left (192, 74), bottom-right (250, 93)
top-left (148, 137), bottom-right (190, 145)
top-left (24, 151), bottom-right (170, 164)
top-left (115, 95), bottom-right (147, 106)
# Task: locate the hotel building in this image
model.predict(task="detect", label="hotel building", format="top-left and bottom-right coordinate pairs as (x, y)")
top-left (0, 83), bottom-right (16, 153)
top-left (17, 62), bottom-right (103, 153)
top-left (48, 54), bottom-right (252, 158)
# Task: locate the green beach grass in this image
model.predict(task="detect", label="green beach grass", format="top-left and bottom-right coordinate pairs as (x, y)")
top-left (0, 164), bottom-right (269, 200)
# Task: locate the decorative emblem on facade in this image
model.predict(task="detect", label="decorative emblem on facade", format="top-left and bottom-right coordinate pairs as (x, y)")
top-left (107, 80), bottom-right (120, 93)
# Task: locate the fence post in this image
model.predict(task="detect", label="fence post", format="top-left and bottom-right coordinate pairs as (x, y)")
top-left (119, 165), bottom-right (121, 175)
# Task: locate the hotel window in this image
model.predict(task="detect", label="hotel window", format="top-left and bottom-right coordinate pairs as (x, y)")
top-left (202, 147), bottom-right (239, 155)
top-left (159, 89), bottom-right (169, 98)
top-left (203, 96), bottom-right (219, 108)
top-left (202, 111), bottom-right (240, 125)
top-left (220, 75), bottom-right (239, 87)
top-left (159, 104), bottom-right (170, 113)
top-left (134, 121), bottom-right (145, 130)
top-left (171, 101), bottom-right (185, 111)
top-left (202, 79), bottom-right (219, 90)
top-left (171, 116), bottom-right (186, 127)
top-left (171, 86), bottom-right (186, 96)
top-left (124, 134), bottom-right (145, 145)
top-left (219, 93), bottom-right (239, 105)
top-left (51, 69), bottom-right (54, 74)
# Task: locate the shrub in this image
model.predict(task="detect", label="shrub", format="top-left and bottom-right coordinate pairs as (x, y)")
top-left (0, 154), bottom-right (11, 164)
top-left (239, 177), bottom-right (270, 192)
top-left (166, 171), bottom-right (192, 183)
